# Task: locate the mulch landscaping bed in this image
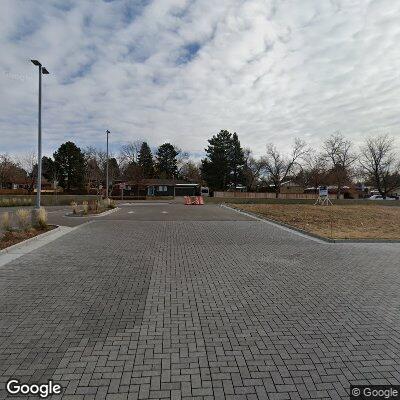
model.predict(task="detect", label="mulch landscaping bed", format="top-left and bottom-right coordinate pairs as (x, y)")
top-left (0, 226), bottom-right (55, 251)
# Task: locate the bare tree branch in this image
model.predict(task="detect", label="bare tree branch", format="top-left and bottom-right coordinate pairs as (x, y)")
top-left (359, 134), bottom-right (400, 197)
top-left (323, 132), bottom-right (356, 198)
top-left (264, 138), bottom-right (308, 197)
top-left (119, 141), bottom-right (142, 166)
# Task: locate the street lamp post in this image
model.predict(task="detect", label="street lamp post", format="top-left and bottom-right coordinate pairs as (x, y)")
top-left (106, 130), bottom-right (110, 199)
top-left (31, 60), bottom-right (49, 210)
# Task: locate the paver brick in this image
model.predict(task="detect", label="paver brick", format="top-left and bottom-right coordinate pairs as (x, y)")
top-left (1, 206), bottom-right (400, 399)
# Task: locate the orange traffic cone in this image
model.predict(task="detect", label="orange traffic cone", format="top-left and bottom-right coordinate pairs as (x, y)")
top-left (184, 196), bottom-right (190, 205)
top-left (199, 196), bottom-right (204, 205)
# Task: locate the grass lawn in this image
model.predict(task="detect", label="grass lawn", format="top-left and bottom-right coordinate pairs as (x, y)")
top-left (234, 203), bottom-right (400, 240)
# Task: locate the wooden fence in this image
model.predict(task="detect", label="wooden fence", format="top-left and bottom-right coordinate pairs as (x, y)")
top-left (213, 191), bottom-right (317, 200)
top-left (0, 189), bottom-right (29, 195)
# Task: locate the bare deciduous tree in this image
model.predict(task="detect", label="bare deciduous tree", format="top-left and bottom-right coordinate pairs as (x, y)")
top-left (264, 138), bottom-right (308, 198)
top-left (323, 132), bottom-right (356, 199)
top-left (18, 152), bottom-right (37, 193)
top-left (179, 161), bottom-right (202, 183)
top-left (243, 148), bottom-right (267, 191)
top-left (84, 146), bottom-right (121, 193)
top-left (295, 151), bottom-right (327, 193)
top-left (84, 147), bottom-right (103, 191)
top-left (359, 134), bottom-right (400, 197)
top-left (175, 147), bottom-right (189, 177)
top-left (119, 141), bottom-right (142, 166)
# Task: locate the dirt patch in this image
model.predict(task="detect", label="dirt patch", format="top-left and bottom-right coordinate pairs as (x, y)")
top-left (0, 226), bottom-right (55, 250)
top-left (234, 204), bottom-right (400, 240)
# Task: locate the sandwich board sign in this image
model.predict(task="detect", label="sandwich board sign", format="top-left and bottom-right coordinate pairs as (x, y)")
top-left (314, 186), bottom-right (332, 205)
top-left (319, 186), bottom-right (328, 197)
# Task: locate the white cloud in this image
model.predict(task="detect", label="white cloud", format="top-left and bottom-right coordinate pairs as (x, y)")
top-left (1, 0), bottom-right (400, 158)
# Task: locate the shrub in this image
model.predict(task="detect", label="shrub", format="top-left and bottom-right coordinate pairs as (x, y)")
top-left (71, 201), bottom-right (78, 215)
top-left (108, 199), bottom-right (116, 209)
top-left (88, 200), bottom-right (98, 212)
top-left (16, 209), bottom-right (31, 231)
top-left (82, 201), bottom-right (88, 215)
top-left (97, 200), bottom-right (104, 212)
top-left (36, 208), bottom-right (48, 229)
top-left (1, 212), bottom-right (12, 231)
top-left (0, 197), bottom-right (34, 207)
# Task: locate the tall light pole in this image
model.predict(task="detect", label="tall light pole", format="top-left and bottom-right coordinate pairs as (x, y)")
top-left (31, 60), bottom-right (49, 209)
top-left (106, 130), bottom-right (110, 199)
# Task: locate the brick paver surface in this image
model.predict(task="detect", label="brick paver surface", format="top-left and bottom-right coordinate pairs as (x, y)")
top-left (1, 204), bottom-right (400, 399)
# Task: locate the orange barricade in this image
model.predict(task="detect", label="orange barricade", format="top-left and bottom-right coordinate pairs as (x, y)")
top-left (184, 195), bottom-right (204, 205)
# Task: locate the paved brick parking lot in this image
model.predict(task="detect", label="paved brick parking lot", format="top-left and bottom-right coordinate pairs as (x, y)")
top-left (1, 203), bottom-right (400, 399)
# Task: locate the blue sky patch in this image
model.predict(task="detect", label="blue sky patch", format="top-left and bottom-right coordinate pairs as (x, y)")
top-left (177, 42), bottom-right (201, 65)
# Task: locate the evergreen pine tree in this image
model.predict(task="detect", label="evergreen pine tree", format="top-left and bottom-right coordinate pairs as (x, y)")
top-left (156, 143), bottom-right (178, 178)
top-left (229, 132), bottom-right (246, 189)
top-left (201, 130), bottom-right (232, 190)
top-left (53, 141), bottom-right (86, 190)
top-left (138, 142), bottom-right (155, 178)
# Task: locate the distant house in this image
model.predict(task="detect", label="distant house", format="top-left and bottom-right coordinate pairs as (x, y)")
top-left (227, 184), bottom-right (247, 192)
top-left (279, 180), bottom-right (304, 194)
top-left (111, 179), bottom-right (200, 198)
top-left (0, 176), bottom-right (29, 191)
top-left (304, 185), bottom-right (364, 199)
top-left (0, 176), bottom-right (58, 193)
top-left (34, 178), bottom-right (58, 193)
top-left (145, 179), bottom-right (199, 196)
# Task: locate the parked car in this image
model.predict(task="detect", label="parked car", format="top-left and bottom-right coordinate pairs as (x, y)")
top-left (200, 186), bottom-right (210, 197)
top-left (367, 195), bottom-right (396, 200)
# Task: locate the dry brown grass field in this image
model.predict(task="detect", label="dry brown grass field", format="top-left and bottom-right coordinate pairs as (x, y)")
top-left (235, 203), bottom-right (400, 240)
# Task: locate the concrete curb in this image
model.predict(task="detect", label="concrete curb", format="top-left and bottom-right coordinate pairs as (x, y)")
top-left (93, 207), bottom-right (120, 217)
top-left (119, 202), bottom-right (173, 206)
top-left (221, 204), bottom-right (400, 244)
top-left (65, 207), bottom-right (120, 218)
top-left (0, 221), bottom-right (93, 267)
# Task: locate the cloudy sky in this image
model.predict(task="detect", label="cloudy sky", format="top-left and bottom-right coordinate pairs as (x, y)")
top-left (1, 0), bottom-right (400, 158)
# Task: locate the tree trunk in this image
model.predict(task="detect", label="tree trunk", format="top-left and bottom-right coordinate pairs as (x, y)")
top-left (336, 182), bottom-right (341, 199)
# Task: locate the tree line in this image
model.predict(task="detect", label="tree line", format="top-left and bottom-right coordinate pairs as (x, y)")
top-left (201, 130), bottom-right (400, 198)
top-left (0, 141), bottom-right (200, 192)
top-left (1, 130), bottom-right (399, 197)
